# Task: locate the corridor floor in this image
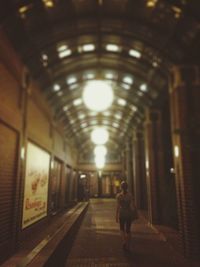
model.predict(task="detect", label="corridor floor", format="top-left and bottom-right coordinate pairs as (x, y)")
top-left (65, 198), bottom-right (199, 267)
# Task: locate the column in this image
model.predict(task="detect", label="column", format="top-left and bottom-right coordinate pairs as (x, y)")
top-left (144, 109), bottom-right (165, 225)
top-left (132, 130), bottom-right (147, 209)
top-left (170, 66), bottom-right (200, 258)
top-left (125, 138), bottom-right (134, 194)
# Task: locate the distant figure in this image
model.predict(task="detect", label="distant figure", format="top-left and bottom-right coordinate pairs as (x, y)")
top-left (116, 181), bottom-right (136, 252)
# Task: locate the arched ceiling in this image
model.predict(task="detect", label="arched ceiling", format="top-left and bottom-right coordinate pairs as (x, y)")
top-left (1, 0), bottom-right (200, 162)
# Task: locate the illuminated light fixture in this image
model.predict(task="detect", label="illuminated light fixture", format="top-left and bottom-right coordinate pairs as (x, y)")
top-left (78, 114), bottom-right (86, 119)
top-left (58, 49), bottom-right (72, 58)
top-left (63, 105), bottom-right (68, 111)
top-left (42, 54), bottom-right (48, 61)
top-left (69, 84), bottom-right (78, 90)
top-left (42, 0), bottom-right (54, 8)
top-left (84, 72), bottom-right (95, 79)
top-left (137, 91), bottom-right (143, 96)
top-left (94, 145), bottom-right (107, 157)
top-left (114, 113), bottom-right (122, 120)
top-left (105, 44), bottom-right (120, 52)
top-left (117, 98), bottom-right (127, 106)
top-left (152, 61), bottom-right (158, 68)
top-left (53, 84), bottom-right (60, 92)
top-left (80, 122), bottom-right (87, 128)
top-left (174, 145), bottom-right (179, 157)
top-left (83, 80), bottom-right (114, 112)
top-left (73, 98), bottom-right (82, 106)
top-left (67, 76), bottom-right (77, 85)
top-left (79, 44), bottom-right (95, 52)
top-left (19, 5), bottom-right (29, 14)
top-left (19, 4), bottom-right (32, 17)
top-left (130, 105), bottom-right (137, 112)
top-left (57, 91), bottom-right (63, 96)
top-left (146, 0), bottom-right (158, 8)
top-left (95, 155), bottom-right (105, 166)
top-left (122, 83), bottom-right (131, 90)
top-left (96, 160), bottom-right (105, 169)
top-left (105, 72), bottom-right (115, 79)
top-left (140, 84), bottom-right (148, 92)
top-left (91, 127), bottom-right (109, 145)
top-left (57, 44), bottom-right (68, 52)
top-left (129, 49), bottom-right (141, 58)
top-left (103, 111), bottom-right (110, 116)
top-left (172, 6), bottom-right (182, 19)
top-left (123, 76), bottom-right (133, 85)
top-left (112, 122), bottom-right (119, 127)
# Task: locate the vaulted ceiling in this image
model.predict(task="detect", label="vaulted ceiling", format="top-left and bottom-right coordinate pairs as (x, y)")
top-left (1, 0), bottom-right (200, 162)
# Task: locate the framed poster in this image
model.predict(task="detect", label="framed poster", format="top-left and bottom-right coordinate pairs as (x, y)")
top-left (22, 142), bottom-right (50, 229)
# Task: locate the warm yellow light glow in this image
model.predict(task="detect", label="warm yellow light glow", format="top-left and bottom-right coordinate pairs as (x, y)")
top-left (91, 127), bottom-right (109, 145)
top-left (146, 0), bottom-right (157, 8)
top-left (83, 80), bottom-right (114, 112)
top-left (43, 0), bottom-right (54, 8)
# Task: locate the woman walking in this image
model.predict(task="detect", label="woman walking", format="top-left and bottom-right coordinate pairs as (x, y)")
top-left (116, 181), bottom-right (136, 252)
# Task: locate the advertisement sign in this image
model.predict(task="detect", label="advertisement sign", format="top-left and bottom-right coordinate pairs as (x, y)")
top-left (22, 142), bottom-right (50, 229)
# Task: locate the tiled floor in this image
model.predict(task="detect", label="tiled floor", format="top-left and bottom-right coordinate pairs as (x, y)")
top-left (65, 199), bottom-right (200, 267)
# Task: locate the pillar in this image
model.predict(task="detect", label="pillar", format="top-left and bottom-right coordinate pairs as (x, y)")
top-left (125, 138), bottom-right (134, 194)
top-left (170, 66), bottom-right (200, 258)
top-left (132, 130), bottom-right (147, 209)
top-left (144, 109), bottom-right (165, 225)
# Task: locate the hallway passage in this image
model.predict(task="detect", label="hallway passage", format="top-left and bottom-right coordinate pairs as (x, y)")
top-left (65, 199), bottom-right (197, 267)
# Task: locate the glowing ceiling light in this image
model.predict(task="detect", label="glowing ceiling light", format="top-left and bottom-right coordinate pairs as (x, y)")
top-left (112, 122), bottom-right (119, 127)
top-left (105, 44), bottom-right (120, 52)
top-left (79, 44), bottom-right (95, 52)
top-left (105, 72), bottom-right (115, 79)
top-left (117, 98), bottom-right (127, 106)
top-left (140, 84), bottom-right (148, 92)
top-left (67, 76), bottom-right (77, 85)
top-left (123, 76), bottom-right (133, 84)
top-left (63, 105), bottom-right (68, 111)
top-left (129, 49), bottom-right (141, 58)
top-left (96, 160), bottom-right (105, 169)
top-left (73, 98), bottom-right (82, 106)
top-left (57, 44), bottom-right (68, 52)
top-left (137, 91), bottom-right (143, 96)
top-left (130, 105), bottom-right (137, 112)
top-left (42, 0), bottom-right (54, 8)
top-left (53, 84), bottom-right (60, 92)
top-left (80, 122), bottom-right (87, 128)
top-left (146, 0), bottom-right (158, 8)
top-left (91, 127), bottom-right (109, 145)
top-left (114, 113), bottom-right (122, 120)
top-left (84, 72), bottom-right (95, 79)
top-left (122, 83), bottom-right (131, 90)
top-left (57, 91), bottom-right (63, 97)
top-left (59, 49), bottom-right (72, 58)
top-left (83, 80), bottom-right (114, 112)
top-left (94, 145), bottom-right (107, 157)
top-left (78, 114), bottom-right (86, 119)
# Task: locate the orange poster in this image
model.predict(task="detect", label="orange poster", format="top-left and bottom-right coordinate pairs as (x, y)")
top-left (22, 142), bottom-right (50, 229)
